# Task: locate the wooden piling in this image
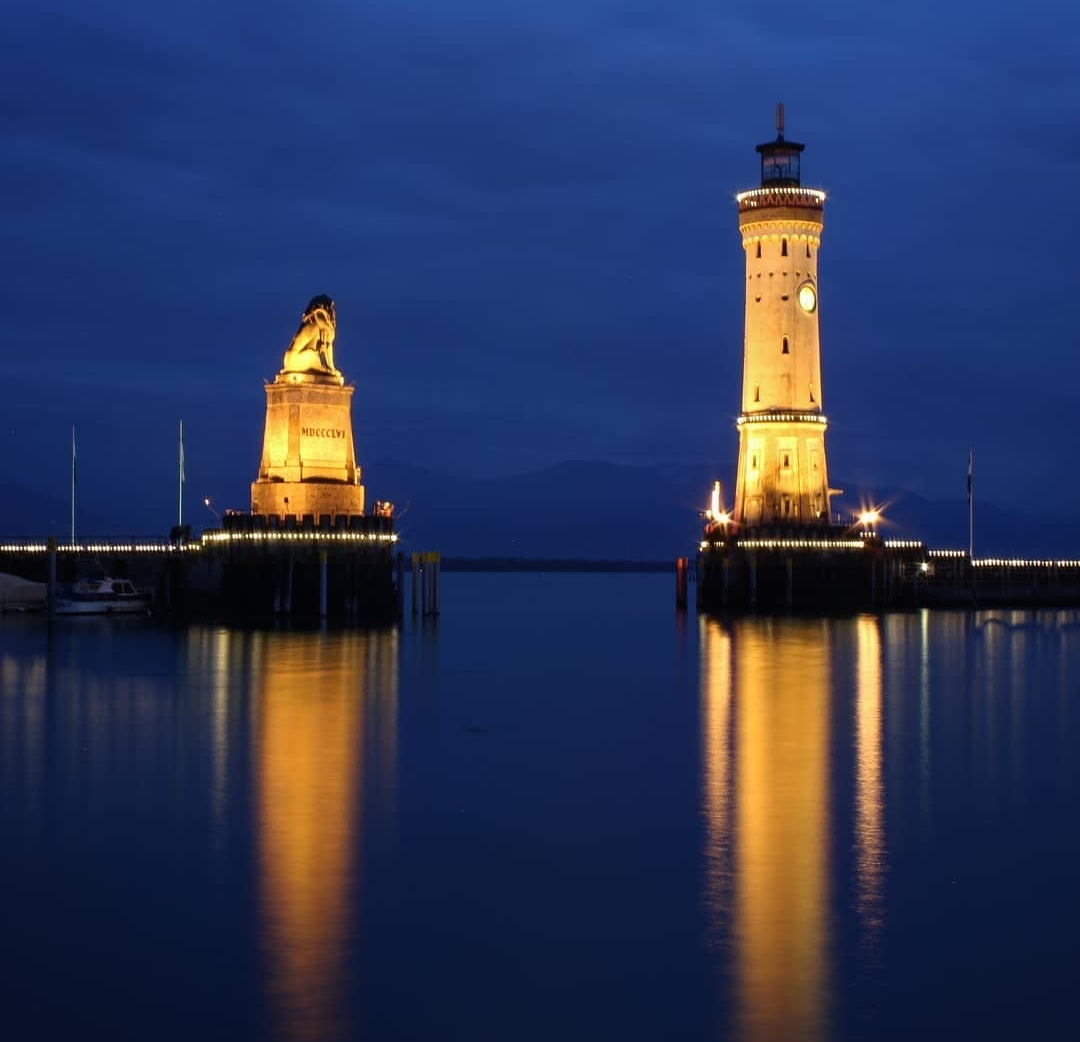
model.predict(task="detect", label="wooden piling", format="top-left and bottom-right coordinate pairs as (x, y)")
top-left (675, 557), bottom-right (688, 608)
top-left (47, 536), bottom-right (57, 621)
top-left (319, 549), bottom-right (328, 618)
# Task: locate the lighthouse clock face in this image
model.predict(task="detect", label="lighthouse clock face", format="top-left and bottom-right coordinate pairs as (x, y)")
top-left (798, 282), bottom-right (817, 313)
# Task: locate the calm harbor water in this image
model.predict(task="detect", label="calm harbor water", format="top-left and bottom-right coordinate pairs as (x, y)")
top-left (2, 572), bottom-right (1078, 1041)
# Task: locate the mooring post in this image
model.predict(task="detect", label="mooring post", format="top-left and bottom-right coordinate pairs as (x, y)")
top-left (425, 552), bottom-right (435, 616)
top-left (319, 549), bottom-right (328, 618)
top-left (675, 557), bottom-right (688, 609)
top-left (47, 535), bottom-right (57, 621)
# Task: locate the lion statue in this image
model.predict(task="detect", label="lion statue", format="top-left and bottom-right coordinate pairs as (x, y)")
top-left (281, 294), bottom-right (340, 376)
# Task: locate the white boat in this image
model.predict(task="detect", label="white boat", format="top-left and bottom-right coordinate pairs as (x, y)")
top-left (55, 575), bottom-right (152, 615)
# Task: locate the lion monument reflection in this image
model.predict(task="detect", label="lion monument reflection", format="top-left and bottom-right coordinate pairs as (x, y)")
top-left (281, 295), bottom-right (341, 377)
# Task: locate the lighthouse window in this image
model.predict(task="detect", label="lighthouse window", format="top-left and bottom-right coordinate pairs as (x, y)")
top-left (806, 244), bottom-right (811, 258)
top-left (809, 382), bottom-right (816, 403)
top-left (754, 384), bottom-right (760, 402)
top-left (781, 239), bottom-right (788, 257)
top-left (782, 337), bottom-right (789, 354)
top-left (782, 453), bottom-right (791, 469)
top-left (756, 242), bottom-right (761, 258)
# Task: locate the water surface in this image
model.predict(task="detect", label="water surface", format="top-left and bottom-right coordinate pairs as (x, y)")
top-left (2, 574), bottom-right (1078, 1040)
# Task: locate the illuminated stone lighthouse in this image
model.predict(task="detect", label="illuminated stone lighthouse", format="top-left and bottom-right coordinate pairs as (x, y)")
top-left (732, 106), bottom-right (833, 528)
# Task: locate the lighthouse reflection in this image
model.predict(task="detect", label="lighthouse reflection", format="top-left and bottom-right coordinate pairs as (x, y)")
top-left (703, 615), bottom-right (884, 1042)
top-left (702, 615), bottom-right (888, 1039)
top-left (254, 629), bottom-right (399, 1042)
top-left (855, 616), bottom-right (885, 954)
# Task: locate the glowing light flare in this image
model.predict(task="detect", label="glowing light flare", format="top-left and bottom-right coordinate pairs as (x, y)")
top-left (704, 480), bottom-right (732, 528)
top-left (852, 501), bottom-right (892, 537)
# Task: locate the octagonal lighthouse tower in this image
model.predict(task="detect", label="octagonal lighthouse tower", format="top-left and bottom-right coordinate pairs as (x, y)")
top-left (732, 106), bottom-right (833, 528)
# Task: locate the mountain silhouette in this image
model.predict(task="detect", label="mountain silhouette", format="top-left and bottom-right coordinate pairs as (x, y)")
top-left (2, 462), bottom-right (1070, 562)
top-left (364, 459), bottom-right (1071, 561)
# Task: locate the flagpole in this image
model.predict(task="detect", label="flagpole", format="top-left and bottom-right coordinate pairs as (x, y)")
top-left (71, 425), bottom-right (76, 547)
top-left (967, 450), bottom-right (974, 560)
top-left (178, 420), bottom-right (184, 528)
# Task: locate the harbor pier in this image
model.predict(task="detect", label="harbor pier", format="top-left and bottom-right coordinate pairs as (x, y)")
top-left (696, 529), bottom-right (918, 612)
top-left (695, 530), bottom-right (1080, 613)
top-left (0, 513), bottom-right (400, 622)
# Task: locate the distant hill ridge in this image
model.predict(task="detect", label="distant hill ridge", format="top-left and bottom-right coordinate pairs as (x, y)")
top-left (2, 462), bottom-right (1072, 560)
top-left (364, 458), bottom-right (1071, 561)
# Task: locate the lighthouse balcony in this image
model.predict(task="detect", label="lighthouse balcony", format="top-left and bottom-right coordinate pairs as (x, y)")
top-left (736, 411), bottom-right (828, 427)
top-left (737, 186), bottom-right (826, 212)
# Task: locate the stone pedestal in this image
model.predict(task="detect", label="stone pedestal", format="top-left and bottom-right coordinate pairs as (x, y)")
top-left (251, 372), bottom-right (365, 519)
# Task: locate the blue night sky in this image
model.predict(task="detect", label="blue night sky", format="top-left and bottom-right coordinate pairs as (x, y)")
top-left (4, 0), bottom-right (1079, 534)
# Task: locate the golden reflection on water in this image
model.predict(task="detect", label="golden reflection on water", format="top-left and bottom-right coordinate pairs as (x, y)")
top-left (183, 627), bottom-right (238, 850)
top-left (255, 629), bottom-right (398, 1042)
top-left (855, 616), bottom-right (884, 952)
top-left (701, 621), bottom-right (733, 941)
top-left (0, 651), bottom-right (47, 835)
top-left (701, 617), bottom-right (831, 1042)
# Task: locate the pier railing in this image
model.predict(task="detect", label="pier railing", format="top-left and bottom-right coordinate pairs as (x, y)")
top-left (0, 515), bottom-right (398, 556)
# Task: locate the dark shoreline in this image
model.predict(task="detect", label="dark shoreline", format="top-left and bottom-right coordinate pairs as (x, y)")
top-left (438, 557), bottom-right (673, 573)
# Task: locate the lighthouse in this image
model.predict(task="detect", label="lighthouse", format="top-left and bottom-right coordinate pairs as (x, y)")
top-left (732, 105), bottom-right (833, 528)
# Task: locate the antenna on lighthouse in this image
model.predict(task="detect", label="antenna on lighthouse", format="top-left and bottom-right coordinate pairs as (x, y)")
top-left (776, 101), bottom-right (785, 139)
